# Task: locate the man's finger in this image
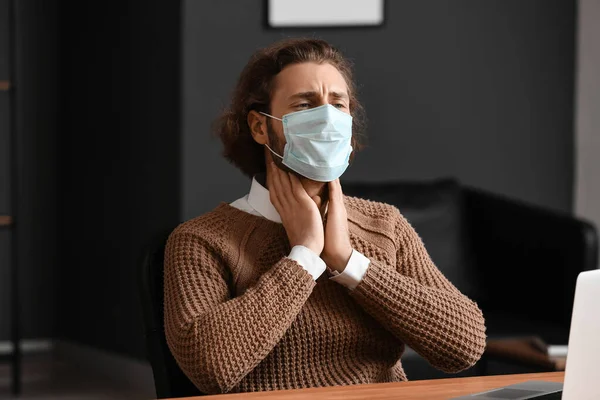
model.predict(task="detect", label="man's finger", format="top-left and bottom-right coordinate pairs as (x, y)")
top-left (328, 179), bottom-right (346, 217)
top-left (312, 195), bottom-right (322, 210)
top-left (290, 173), bottom-right (311, 202)
top-left (278, 170), bottom-right (295, 204)
top-left (328, 180), bottom-right (339, 206)
top-left (331, 179), bottom-right (344, 202)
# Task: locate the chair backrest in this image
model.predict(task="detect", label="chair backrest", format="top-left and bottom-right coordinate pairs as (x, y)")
top-left (138, 231), bottom-right (203, 398)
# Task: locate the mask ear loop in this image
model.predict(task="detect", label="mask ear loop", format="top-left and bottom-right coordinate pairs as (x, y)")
top-left (259, 111), bottom-right (282, 121)
top-left (259, 111), bottom-right (285, 159)
top-left (264, 143), bottom-right (284, 159)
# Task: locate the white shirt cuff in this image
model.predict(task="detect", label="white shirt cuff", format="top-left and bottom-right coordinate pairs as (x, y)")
top-left (288, 245), bottom-right (326, 281)
top-left (329, 250), bottom-right (370, 290)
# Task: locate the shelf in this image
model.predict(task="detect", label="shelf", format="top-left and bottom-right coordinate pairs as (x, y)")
top-left (0, 81), bottom-right (11, 91)
top-left (0, 215), bottom-right (13, 227)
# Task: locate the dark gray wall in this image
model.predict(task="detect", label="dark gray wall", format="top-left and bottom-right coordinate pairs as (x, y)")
top-left (0, 0), bottom-right (58, 341)
top-left (58, 1), bottom-right (181, 359)
top-left (183, 0), bottom-right (575, 219)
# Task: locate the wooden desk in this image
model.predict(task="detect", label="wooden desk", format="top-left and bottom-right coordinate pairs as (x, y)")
top-left (178, 372), bottom-right (564, 400)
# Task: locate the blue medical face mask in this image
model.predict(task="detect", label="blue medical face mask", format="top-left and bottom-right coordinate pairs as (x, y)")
top-left (260, 104), bottom-right (353, 182)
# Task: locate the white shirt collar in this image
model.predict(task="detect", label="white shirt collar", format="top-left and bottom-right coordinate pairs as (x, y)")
top-left (247, 175), bottom-right (282, 223)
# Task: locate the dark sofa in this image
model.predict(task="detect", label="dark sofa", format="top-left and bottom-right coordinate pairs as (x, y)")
top-left (342, 178), bottom-right (598, 380)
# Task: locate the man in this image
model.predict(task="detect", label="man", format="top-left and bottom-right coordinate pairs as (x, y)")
top-left (164, 38), bottom-right (486, 395)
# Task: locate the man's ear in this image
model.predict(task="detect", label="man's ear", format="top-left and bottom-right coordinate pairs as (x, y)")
top-left (248, 110), bottom-right (268, 145)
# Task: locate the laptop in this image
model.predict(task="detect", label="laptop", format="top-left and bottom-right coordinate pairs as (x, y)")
top-left (453, 269), bottom-right (600, 400)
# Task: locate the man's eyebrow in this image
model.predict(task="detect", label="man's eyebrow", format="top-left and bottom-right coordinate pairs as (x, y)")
top-left (288, 91), bottom-right (319, 100)
top-left (330, 92), bottom-right (349, 100)
top-left (288, 91), bottom-right (349, 100)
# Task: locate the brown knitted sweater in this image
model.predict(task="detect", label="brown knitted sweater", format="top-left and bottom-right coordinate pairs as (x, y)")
top-left (164, 196), bottom-right (486, 394)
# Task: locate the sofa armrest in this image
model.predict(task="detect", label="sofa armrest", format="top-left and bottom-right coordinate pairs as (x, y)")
top-left (463, 186), bottom-right (598, 328)
top-left (484, 336), bottom-right (563, 372)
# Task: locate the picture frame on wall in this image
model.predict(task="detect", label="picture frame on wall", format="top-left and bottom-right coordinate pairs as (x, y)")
top-left (266, 0), bottom-right (385, 28)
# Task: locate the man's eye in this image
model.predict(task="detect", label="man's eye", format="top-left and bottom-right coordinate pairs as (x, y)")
top-left (297, 103), bottom-right (310, 108)
top-left (333, 103), bottom-right (346, 109)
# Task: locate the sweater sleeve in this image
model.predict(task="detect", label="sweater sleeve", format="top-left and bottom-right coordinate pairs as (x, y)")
top-left (163, 230), bottom-right (316, 394)
top-left (349, 208), bottom-right (487, 373)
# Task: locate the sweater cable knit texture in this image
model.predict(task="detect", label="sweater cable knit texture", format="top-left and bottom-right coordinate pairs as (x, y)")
top-left (164, 196), bottom-right (486, 394)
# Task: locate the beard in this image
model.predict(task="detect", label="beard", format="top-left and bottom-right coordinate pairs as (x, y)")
top-left (266, 118), bottom-right (296, 175)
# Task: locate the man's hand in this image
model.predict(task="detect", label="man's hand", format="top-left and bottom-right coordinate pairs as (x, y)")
top-left (267, 162), bottom-right (324, 255)
top-left (321, 179), bottom-right (353, 273)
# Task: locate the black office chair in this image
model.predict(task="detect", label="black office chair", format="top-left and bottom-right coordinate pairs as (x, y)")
top-left (138, 231), bottom-right (204, 399)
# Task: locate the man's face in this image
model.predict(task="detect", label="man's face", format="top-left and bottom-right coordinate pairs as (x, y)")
top-left (266, 62), bottom-right (351, 171)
